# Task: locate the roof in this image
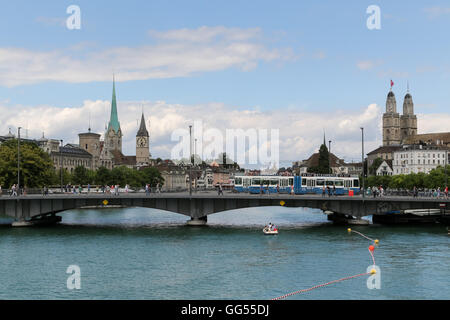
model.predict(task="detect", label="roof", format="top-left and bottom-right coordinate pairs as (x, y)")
top-left (403, 132), bottom-right (450, 145)
top-left (110, 150), bottom-right (136, 166)
top-left (136, 113), bottom-right (149, 137)
top-left (107, 77), bottom-right (121, 133)
top-left (367, 145), bottom-right (401, 156)
top-left (54, 146), bottom-right (92, 157)
top-left (303, 152), bottom-right (344, 168)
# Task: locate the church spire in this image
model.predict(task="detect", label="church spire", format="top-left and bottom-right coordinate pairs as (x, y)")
top-left (137, 112), bottom-right (149, 137)
top-left (108, 74), bottom-right (121, 133)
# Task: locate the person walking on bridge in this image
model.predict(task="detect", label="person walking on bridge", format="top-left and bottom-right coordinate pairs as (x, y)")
top-left (445, 186), bottom-right (448, 198)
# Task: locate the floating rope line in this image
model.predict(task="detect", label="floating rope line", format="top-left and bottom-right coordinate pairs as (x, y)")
top-left (271, 272), bottom-right (371, 300)
top-left (271, 228), bottom-right (379, 300)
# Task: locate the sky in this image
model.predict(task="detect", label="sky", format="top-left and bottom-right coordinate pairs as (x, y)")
top-left (0, 1), bottom-right (449, 167)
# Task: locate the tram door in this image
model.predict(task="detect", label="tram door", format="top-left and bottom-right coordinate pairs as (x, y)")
top-left (306, 178), bottom-right (315, 193)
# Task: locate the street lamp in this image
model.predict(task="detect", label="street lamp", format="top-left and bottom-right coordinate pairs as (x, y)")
top-left (189, 125), bottom-right (192, 196)
top-left (60, 140), bottom-right (63, 193)
top-left (361, 127), bottom-right (365, 198)
top-left (17, 127), bottom-right (22, 195)
top-left (328, 140), bottom-right (332, 174)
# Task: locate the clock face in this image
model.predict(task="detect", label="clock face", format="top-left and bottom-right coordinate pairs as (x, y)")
top-left (137, 137), bottom-right (146, 147)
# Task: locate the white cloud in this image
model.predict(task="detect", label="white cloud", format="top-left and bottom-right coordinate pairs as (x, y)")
top-left (356, 60), bottom-right (383, 71)
top-left (0, 26), bottom-right (294, 87)
top-left (0, 99), bottom-right (386, 165)
top-left (424, 6), bottom-right (450, 19)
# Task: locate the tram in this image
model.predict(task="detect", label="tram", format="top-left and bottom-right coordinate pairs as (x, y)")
top-left (233, 174), bottom-right (360, 195)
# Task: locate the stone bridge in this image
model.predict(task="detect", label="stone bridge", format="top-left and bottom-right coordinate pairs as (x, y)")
top-left (1, 192), bottom-right (448, 225)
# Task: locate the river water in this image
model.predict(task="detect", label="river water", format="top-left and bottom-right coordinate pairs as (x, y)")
top-left (0, 207), bottom-right (448, 300)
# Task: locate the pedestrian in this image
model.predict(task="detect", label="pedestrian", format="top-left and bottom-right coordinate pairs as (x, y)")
top-left (437, 187), bottom-right (441, 198)
top-left (322, 185), bottom-right (326, 197)
top-left (11, 184), bottom-right (17, 196)
top-left (125, 184), bottom-right (129, 193)
top-left (145, 184), bottom-right (149, 196)
top-left (219, 183), bottom-right (223, 195)
top-left (327, 186), bottom-right (331, 197)
top-left (87, 184), bottom-right (91, 194)
top-left (0, 184), bottom-right (2, 197)
top-left (276, 183), bottom-right (279, 194)
top-left (332, 185), bottom-right (336, 196)
top-left (413, 186), bottom-right (417, 198)
top-left (115, 185), bottom-right (119, 196)
top-left (290, 184), bottom-right (294, 195)
top-left (445, 186), bottom-right (448, 198)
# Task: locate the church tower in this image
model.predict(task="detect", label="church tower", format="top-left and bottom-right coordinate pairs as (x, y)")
top-left (104, 76), bottom-right (122, 154)
top-left (382, 90), bottom-right (401, 146)
top-left (400, 87), bottom-right (417, 143)
top-left (136, 112), bottom-right (150, 164)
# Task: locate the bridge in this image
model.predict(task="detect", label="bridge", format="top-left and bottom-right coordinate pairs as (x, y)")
top-left (1, 192), bottom-right (449, 226)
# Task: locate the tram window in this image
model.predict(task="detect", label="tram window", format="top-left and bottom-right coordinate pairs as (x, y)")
top-left (281, 179), bottom-right (287, 187)
top-left (289, 178), bottom-right (294, 186)
top-left (301, 179), bottom-right (307, 186)
top-left (252, 178), bottom-right (261, 185)
top-left (243, 178), bottom-right (250, 186)
top-left (335, 180), bottom-right (343, 187)
top-left (344, 180), bottom-right (351, 188)
top-left (235, 177), bottom-right (242, 185)
top-left (262, 179), bottom-right (270, 185)
top-left (270, 179), bottom-right (278, 185)
top-left (326, 180), bottom-right (334, 186)
top-left (316, 179), bottom-right (325, 186)
top-left (353, 179), bottom-right (360, 187)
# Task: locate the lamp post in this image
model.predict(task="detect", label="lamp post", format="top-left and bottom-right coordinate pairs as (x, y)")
top-left (189, 125), bottom-right (192, 196)
top-left (17, 127), bottom-right (22, 195)
top-left (60, 140), bottom-right (63, 193)
top-left (361, 127), bottom-right (365, 198)
top-left (328, 140), bottom-right (332, 174)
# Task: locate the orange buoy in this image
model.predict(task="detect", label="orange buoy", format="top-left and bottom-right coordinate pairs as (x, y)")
top-left (369, 245), bottom-right (375, 252)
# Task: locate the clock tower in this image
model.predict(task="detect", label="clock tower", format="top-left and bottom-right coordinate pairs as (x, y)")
top-left (136, 112), bottom-right (150, 165)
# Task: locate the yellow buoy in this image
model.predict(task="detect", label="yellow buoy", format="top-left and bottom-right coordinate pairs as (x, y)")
top-left (102, 200), bottom-right (108, 206)
top-left (347, 228), bottom-right (352, 233)
top-left (370, 269), bottom-right (377, 274)
top-left (374, 239), bottom-right (379, 245)
top-left (280, 201), bottom-right (285, 206)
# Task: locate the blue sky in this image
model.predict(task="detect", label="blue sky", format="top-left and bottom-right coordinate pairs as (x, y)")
top-left (0, 1), bottom-right (449, 162)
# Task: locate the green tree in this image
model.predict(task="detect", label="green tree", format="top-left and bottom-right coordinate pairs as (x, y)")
top-left (140, 167), bottom-right (164, 187)
top-left (72, 166), bottom-right (89, 185)
top-left (95, 166), bottom-right (110, 186)
top-left (369, 158), bottom-right (383, 176)
top-left (0, 139), bottom-right (54, 188)
top-left (308, 144), bottom-right (330, 174)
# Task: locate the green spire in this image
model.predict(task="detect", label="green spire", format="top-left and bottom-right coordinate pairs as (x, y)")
top-left (108, 75), bottom-right (121, 133)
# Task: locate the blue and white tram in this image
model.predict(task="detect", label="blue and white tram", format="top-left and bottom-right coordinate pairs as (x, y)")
top-left (233, 175), bottom-right (360, 195)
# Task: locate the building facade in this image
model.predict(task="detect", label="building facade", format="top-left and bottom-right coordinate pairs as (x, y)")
top-left (392, 145), bottom-right (449, 175)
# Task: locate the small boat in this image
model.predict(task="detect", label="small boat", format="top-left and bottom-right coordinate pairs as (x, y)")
top-left (263, 226), bottom-right (279, 235)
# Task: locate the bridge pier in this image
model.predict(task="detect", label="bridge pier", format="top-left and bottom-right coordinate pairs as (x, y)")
top-left (186, 216), bottom-right (208, 226)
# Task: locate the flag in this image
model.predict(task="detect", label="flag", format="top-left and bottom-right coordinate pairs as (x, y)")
top-left (390, 79), bottom-right (394, 88)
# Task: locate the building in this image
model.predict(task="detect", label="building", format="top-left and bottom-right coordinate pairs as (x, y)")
top-left (136, 112), bottom-right (151, 166)
top-left (392, 144), bottom-right (449, 175)
top-left (367, 145), bottom-right (401, 168)
top-left (154, 163), bottom-right (187, 191)
top-left (376, 160), bottom-right (393, 176)
top-left (382, 88), bottom-right (417, 146)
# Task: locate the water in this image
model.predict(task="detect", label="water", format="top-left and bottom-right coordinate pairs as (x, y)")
top-left (0, 207), bottom-right (448, 300)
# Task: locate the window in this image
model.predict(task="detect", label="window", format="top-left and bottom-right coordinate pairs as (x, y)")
top-left (235, 177), bottom-right (242, 185)
top-left (353, 179), bottom-right (360, 187)
top-left (316, 179), bottom-right (325, 186)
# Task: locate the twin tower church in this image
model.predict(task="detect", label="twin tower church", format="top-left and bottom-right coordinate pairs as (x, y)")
top-left (382, 85), bottom-right (417, 146)
top-left (78, 77), bottom-right (152, 170)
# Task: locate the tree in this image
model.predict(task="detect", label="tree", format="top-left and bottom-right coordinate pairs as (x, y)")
top-left (308, 144), bottom-right (330, 174)
top-left (95, 166), bottom-right (110, 186)
top-left (0, 139), bottom-right (54, 188)
top-left (140, 167), bottom-right (164, 187)
top-left (369, 157), bottom-right (383, 176)
top-left (72, 166), bottom-right (89, 185)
